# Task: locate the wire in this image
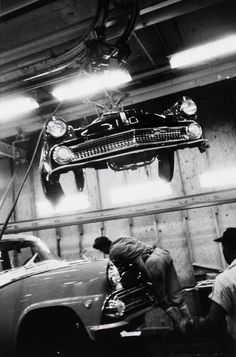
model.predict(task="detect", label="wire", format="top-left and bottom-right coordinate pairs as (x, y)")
top-left (97, 0), bottom-right (110, 37)
top-left (0, 0), bottom-right (105, 90)
top-left (51, 101), bottom-right (63, 117)
top-left (24, 0), bottom-right (105, 79)
top-left (0, 0), bottom-right (139, 94)
top-left (99, 0), bottom-right (110, 30)
top-left (0, 127), bottom-right (44, 240)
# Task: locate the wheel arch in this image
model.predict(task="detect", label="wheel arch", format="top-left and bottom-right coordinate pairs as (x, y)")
top-left (16, 305), bottom-right (90, 355)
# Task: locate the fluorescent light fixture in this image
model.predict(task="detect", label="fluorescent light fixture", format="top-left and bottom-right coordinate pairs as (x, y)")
top-left (52, 69), bottom-right (132, 101)
top-left (200, 167), bottom-right (236, 189)
top-left (0, 96), bottom-right (39, 122)
top-left (111, 180), bottom-right (172, 205)
top-left (170, 34), bottom-right (236, 68)
top-left (36, 193), bottom-right (90, 216)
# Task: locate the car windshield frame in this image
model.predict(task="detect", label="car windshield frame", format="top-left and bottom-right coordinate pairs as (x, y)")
top-left (0, 237), bottom-right (61, 271)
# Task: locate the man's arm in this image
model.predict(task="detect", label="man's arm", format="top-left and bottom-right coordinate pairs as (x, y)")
top-left (195, 301), bottom-right (227, 334)
top-left (132, 255), bottom-right (152, 281)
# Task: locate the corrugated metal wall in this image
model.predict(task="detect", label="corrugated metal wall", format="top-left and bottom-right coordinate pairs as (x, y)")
top-left (1, 79), bottom-right (236, 286)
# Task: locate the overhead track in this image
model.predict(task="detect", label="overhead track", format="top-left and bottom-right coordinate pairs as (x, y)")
top-left (0, 0), bottom-right (56, 18)
top-left (1, 187), bottom-right (236, 234)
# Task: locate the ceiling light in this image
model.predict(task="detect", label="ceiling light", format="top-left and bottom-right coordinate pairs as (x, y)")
top-left (200, 167), bottom-right (236, 189)
top-left (0, 96), bottom-right (39, 121)
top-left (110, 180), bottom-right (172, 205)
top-left (52, 69), bottom-right (132, 101)
top-left (170, 34), bottom-right (236, 69)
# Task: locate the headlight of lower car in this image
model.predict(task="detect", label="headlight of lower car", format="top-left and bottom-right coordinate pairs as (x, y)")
top-left (53, 146), bottom-right (75, 164)
top-left (46, 117), bottom-right (67, 138)
top-left (104, 299), bottom-right (126, 318)
top-left (107, 261), bottom-right (122, 290)
top-left (180, 97), bottom-right (197, 116)
top-left (186, 122), bottom-right (203, 139)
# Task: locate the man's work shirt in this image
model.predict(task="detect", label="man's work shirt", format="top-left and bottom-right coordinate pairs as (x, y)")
top-left (109, 236), bottom-right (153, 266)
top-left (210, 258), bottom-right (236, 340)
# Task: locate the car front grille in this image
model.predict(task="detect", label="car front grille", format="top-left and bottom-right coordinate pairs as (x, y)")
top-left (104, 285), bottom-right (154, 318)
top-left (118, 288), bottom-right (152, 312)
top-left (72, 128), bottom-right (185, 160)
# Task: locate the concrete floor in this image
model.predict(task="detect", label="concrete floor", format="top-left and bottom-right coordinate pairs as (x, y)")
top-left (90, 330), bottom-right (231, 357)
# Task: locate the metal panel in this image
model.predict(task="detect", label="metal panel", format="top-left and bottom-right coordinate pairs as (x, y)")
top-left (0, 158), bottom-right (14, 221)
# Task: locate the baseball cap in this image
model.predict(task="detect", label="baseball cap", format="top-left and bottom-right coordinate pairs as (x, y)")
top-left (214, 227), bottom-right (236, 243)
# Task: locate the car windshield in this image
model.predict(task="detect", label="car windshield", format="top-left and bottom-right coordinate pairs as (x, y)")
top-left (0, 237), bottom-right (60, 272)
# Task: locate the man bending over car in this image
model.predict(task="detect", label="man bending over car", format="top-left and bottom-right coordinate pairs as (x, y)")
top-left (93, 235), bottom-right (192, 333)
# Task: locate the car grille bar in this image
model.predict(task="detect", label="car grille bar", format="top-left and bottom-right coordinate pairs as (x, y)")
top-left (104, 286), bottom-right (154, 318)
top-left (71, 128), bottom-right (185, 160)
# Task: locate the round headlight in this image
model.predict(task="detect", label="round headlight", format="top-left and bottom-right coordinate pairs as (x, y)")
top-left (187, 122), bottom-right (202, 139)
top-left (180, 97), bottom-right (197, 116)
top-left (53, 146), bottom-right (75, 164)
top-left (46, 118), bottom-right (67, 138)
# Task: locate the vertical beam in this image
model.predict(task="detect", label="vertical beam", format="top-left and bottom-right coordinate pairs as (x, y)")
top-left (0, 141), bottom-right (14, 158)
top-left (211, 206), bottom-right (227, 269)
top-left (132, 32), bottom-right (157, 67)
top-left (175, 152), bottom-right (195, 268)
top-left (95, 171), bottom-right (105, 236)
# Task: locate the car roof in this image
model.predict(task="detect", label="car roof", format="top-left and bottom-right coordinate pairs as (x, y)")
top-left (1, 234), bottom-right (41, 243)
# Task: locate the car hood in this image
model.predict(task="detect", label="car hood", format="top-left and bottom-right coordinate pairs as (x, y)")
top-left (0, 260), bottom-right (69, 288)
top-left (0, 258), bottom-right (108, 289)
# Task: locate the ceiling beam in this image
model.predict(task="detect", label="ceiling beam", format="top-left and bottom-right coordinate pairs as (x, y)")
top-left (0, 0), bottom-right (57, 19)
top-left (1, 56), bottom-right (235, 139)
top-left (0, 0), bottom-right (229, 69)
top-left (1, 187), bottom-right (236, 233)
top-left (125, 58), bottom-right (236, 105)
top-left (0, 0), bottom-right (41, 16)
top-left (132, 32), bottom-right (157, 67)
top-left (135, 0), bottom-right (229, 30)
top-left (0, 141), bottom-right (27, 161)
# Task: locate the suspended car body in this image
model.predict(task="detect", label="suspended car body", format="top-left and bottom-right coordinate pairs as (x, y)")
top-left (40, 97), bottom-right (209, 204)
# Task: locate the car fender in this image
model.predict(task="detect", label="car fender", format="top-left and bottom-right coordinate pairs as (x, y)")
top-left (15, 291), bottom-right (107, 343)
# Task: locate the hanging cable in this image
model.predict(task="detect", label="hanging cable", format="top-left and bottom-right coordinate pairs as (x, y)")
top-left (115, 0), bottom-right (140, 48)
top-left (0, 0), bottom-right (105, 89)
top-left (0, 128), bottom-right (44, 240)
top-left (18, 0), bottom-right (105, 79)
top-left (0, 0), bottom-right (140, 95)
top-left (98, 0), bottom-right (110, 33)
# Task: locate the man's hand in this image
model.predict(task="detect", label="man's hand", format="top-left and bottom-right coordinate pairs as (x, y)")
top-left (133, 255), bottom-right (152, 281)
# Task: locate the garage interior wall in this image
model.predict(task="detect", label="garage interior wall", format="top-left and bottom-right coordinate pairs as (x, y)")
top-left (0, 79), bottom-right (236, 286)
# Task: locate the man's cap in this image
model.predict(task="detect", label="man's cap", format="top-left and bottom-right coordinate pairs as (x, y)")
top-left (214, 227), bottom-right (236, 243)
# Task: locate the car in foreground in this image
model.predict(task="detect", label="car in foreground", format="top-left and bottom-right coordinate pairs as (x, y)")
top-left (0, 234), bottom-right (154, 357)
top-left (40, 96), bottom-right (209, 204)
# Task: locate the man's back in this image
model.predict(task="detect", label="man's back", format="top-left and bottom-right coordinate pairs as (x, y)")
top-left (109, 236), bottom-right (153, 264)
top-left (210, 258), bottom-right (236, 340)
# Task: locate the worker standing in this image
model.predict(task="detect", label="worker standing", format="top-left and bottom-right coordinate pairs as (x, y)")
top-left (93, 235), bottom-right (192, 333)
top-left (193, 227), bottom-right (236, 354)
